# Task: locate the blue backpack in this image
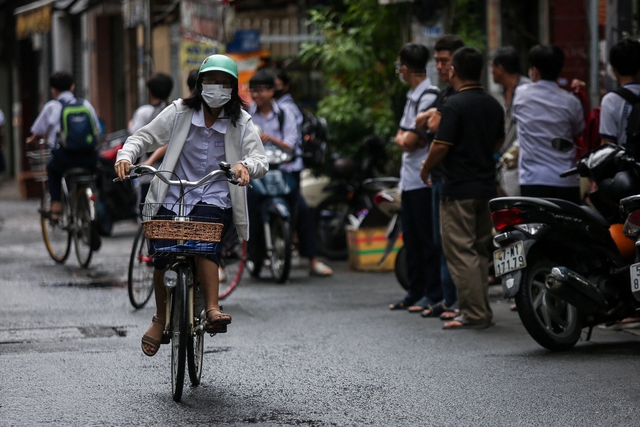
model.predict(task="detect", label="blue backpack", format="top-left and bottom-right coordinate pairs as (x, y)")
top-left (58, 98), bottom-right (99, 151)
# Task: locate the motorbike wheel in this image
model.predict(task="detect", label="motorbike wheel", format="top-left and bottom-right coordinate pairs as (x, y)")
top-left (314, 195), bottom-right (354, 260)
top-left (515, 257), bottom-right (583, 351)
top-left (269, 216), bottom-right (292, 283)
top-left (394, 246), bottom-right (410, 291)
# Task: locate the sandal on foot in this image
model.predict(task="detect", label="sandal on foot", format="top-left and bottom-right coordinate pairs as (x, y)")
top-left (439, 309), bottom-right (459, 320)
top-left (443, 315), bottom-right (493, 330)
top-left (389, 298), bottom-right (415, 310)
top-left (408, 297), bottom-right (431, 313)
top-left (310, 261), bottom-right (333, 277)
top-left (141, 316), bottom-right (165, 357)
top-left (421, 302), bottom-right (450, 318)
top-left (206, 307), bottom-right (232, 326)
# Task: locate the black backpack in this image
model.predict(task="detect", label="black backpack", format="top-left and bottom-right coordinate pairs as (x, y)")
top-left (614, 88), bottom-right (640, 156)
top-left (275, 106), bottom-right (328, 168)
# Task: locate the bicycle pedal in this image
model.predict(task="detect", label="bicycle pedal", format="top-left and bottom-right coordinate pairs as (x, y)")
top-left (204, 324), bottom-right (228, 334)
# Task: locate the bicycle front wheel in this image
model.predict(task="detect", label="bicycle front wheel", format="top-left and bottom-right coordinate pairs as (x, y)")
top-left (187, 287), bottom-right (204, 387)
top-left (74, 189), bottom-right (94, 267)
top-left (128, 226), bottom-right (154, 309)
top-left (40, 190), bottom-right (71, 263)
top-left (219, 229), bottom-right (247, 300)
top-left (171, 266), bottom-right (189, 402)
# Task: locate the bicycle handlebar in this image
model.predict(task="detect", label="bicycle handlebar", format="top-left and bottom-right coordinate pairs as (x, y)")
top-left (114, 162), bottom-right (242, 187)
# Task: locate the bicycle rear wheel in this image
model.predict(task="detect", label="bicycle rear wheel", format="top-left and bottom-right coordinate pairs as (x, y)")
top-left (40, 190), bottom-right (71, 263)
top-left (219, 227), bottom-right (247, 299)
top-left (128, 226), bottom-right (154, 309)
top-left (171, 266), bottom-right (189, 402)
top-left (74, 189), bottom-right (94, 267)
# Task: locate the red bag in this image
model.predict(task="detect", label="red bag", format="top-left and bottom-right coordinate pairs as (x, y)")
top-left (573, 87), bottom-right (601, 158)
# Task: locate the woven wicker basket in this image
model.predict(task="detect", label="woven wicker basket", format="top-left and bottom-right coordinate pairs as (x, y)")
top-left (142, 220), bottom-right (223, 242)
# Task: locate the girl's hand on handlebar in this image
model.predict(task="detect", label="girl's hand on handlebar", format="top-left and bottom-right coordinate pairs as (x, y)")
top-left (115, 160), bottom-right (131, 181)
top-left (231, 163), bottom-right (250, 186)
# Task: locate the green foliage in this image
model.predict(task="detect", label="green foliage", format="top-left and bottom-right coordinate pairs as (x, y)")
top-left (299, 0), bottom-right (409, 166)
top-left (446, 0), bottom-right (486, 50)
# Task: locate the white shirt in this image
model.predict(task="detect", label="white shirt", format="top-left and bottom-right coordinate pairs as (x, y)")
top-left (599, 83), bottom-right (640, 145)
top-left (248, 100), bottom-right (302, 172)
top-left (128, 102), bottom-right (168, 135)
top-left (30, 91), bottom-right (100, 149)
top-left (398, 78), bottom-right (438, 191)
top-left (163, 108), bottom-right (231, 210)
top-left (513, 80), bottom-right (585, 187)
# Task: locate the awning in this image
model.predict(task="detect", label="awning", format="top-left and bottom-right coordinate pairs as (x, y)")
top-left (15, 0), bottom-right (103, 39)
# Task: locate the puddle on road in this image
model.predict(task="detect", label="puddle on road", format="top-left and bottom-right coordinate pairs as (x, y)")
top-left (45, 280), bottom-right (127, 288)
top-left (0, 325), bottom-right (128, 344)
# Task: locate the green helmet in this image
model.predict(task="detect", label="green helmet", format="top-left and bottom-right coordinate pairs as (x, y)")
top-left (198, 54), bottom-right (238, 79)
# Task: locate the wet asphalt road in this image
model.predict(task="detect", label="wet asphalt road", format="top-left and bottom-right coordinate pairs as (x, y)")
top-left (1, 196), bottom-right (640, 426)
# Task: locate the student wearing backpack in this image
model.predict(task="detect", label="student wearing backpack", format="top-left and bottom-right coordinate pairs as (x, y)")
top-left (248, 69), bottom-right (333, 276)
top-left (128, 73), bottom-right (174, 135)
top-left (599, 38), bottom-right (640, 146)
top-left (26, 71), bottom-right (100, 221)
top-left (273, 69), bottom-right (333, 276)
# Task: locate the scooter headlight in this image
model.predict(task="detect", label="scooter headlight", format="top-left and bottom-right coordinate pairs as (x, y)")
top-left (514, 223), bottom-right (547, 236)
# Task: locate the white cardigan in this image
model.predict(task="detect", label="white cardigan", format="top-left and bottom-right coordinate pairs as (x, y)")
top-left (116, 100), bottom-right (268, 240)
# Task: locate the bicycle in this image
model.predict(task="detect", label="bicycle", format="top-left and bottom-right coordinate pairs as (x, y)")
top-left (127, 219), bottom-right (246, 309)
top-left (29, 143), bottom-right (99, 267)
top-left (119, 162), bottom-right (244, 401)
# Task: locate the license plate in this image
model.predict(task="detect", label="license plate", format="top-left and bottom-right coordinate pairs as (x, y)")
top-left (494, 241), bottom-right (526, 277)
top-left (630, 262), bottom-right (640, 296)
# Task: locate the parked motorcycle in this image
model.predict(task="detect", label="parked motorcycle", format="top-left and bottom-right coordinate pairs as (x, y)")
top-left (246, 144), bottom-right (297, 283)
top-left (314, 136), bottom-right (396, 260)
top-left (371, 186), bottom-right (409, 290)
top-left (490, 143), bottom-right (640, 351)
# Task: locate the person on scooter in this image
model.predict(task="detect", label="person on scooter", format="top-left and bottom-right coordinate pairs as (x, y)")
top-left (248, 69), bottom-right (333, 277)
top-left (115, 54), bottom-right (268, 356)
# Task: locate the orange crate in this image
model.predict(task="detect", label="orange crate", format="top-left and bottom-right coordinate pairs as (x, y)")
top-left (346, 226), bottom-right (403, 271)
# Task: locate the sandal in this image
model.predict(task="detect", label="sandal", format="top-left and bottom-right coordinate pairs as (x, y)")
top-left (408, 297), bottom-right (431, 313)
top-left (141, 316), bottom-right (166, 357)
top-left (421, 302), bottom-right (450, 318)
top-left (389, 298), bottom-right (415, 310)
top-left (443, 315), bottom-right (493, 330)
top-left (439, 309), bottom-right (459, 320)
top-left (206, 307), bottom-right (232, 326)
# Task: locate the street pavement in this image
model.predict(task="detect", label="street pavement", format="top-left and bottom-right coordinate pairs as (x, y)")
top-left (1, 179), bottom-right (640, 426)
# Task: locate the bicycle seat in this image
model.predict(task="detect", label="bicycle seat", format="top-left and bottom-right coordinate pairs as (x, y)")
top-left (64, 168), bottom-right (95, 183)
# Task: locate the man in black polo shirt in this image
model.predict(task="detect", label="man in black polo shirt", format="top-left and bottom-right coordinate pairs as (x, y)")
top-left (420, 47), bottom-right (504, 329)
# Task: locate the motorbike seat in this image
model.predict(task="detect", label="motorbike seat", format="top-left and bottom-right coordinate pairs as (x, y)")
top-left (545, 198), bottom-right (610, 229)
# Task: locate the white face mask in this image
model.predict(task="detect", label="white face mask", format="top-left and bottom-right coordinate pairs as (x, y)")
top-left (202, 84), bottom-right (232, 108)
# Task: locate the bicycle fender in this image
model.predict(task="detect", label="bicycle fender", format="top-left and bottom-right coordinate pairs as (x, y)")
top-left (84, 187), bottom-right (96, 221)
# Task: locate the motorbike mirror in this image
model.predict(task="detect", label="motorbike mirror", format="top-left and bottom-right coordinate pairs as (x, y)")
top-left (552, 138), bottom-right (574, 153)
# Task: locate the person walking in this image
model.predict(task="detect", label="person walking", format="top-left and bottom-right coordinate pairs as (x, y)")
top-left (115, 54), bottom-right (268, 356)
top-left (512, 44), bottom-right (585, 204)
top-left (388, 43), bottom-right (442, 312)
top-left (420, 47), bottom-right (505, 329)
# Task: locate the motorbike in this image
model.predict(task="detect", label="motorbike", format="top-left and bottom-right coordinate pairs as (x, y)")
top-left (490, 143), bottom-right (640, 351)
top-left (371, 185), bottom-right (409, 290)
top-left (246, 143), bottom-right (297, 283)
top-left (314, 136), bottom-right (397, 260)
top-left (95, 129), bottom-right (138, 235)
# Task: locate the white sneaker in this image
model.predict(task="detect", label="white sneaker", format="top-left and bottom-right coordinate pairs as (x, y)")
top-left (218, 267), bottom-right (227, 283)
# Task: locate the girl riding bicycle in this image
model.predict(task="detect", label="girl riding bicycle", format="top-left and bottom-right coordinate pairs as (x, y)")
top-left (115, 55), bottom-right (268, 357)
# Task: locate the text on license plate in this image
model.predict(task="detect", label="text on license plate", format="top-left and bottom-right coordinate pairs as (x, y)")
top-left (630, 262), bottom-right (640, 295)
top-left (493, 241), bottom-right (526, 277)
